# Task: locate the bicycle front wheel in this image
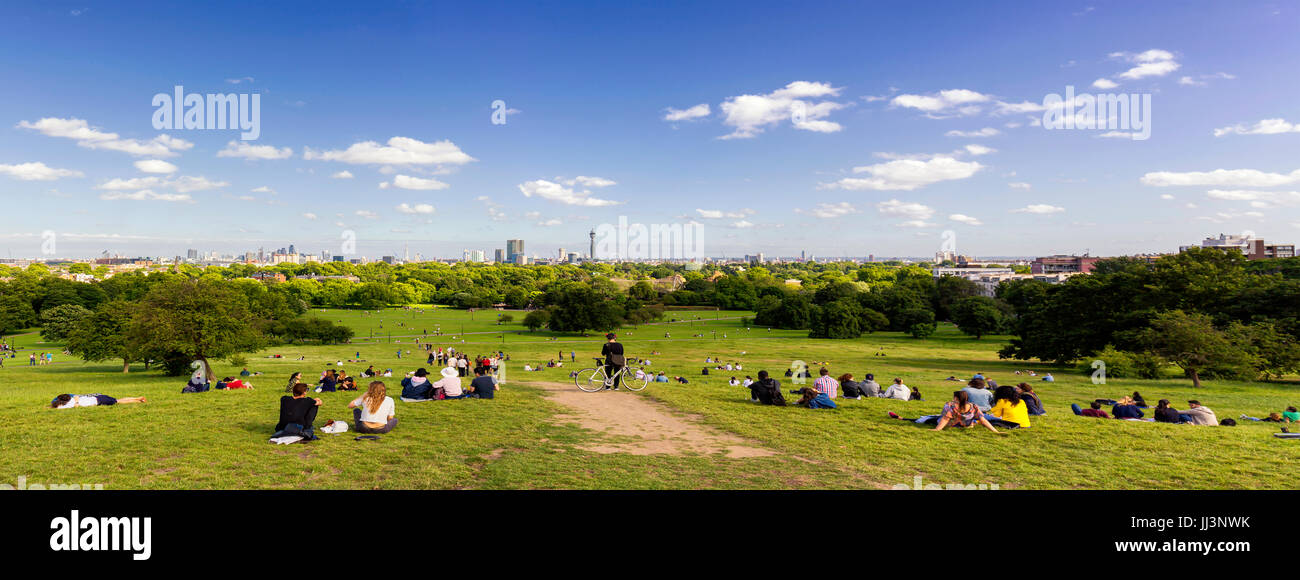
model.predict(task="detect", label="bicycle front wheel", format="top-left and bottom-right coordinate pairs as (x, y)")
top-left (577, 368), bottom-right (607, 392)
top-left (621, 367), bottom-right (650, 391)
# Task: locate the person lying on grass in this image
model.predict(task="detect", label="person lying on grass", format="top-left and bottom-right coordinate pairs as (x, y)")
top-left (794, 387), bottom-right (836, 409)
top-left (217, 377), bottom-right (253, 390)
top-left (990, 385), bottom-right (1031, 428)
top-left (1080, 401), bottom-right (1109, 418)
top-left (348, 381), bottom-right (398, 434)
top-left (933, 391), bottom-right (1001, 433)
top-left (274, 383), bottom-right (322, 440)
top-left (51, 394), bottom-right (146, 409)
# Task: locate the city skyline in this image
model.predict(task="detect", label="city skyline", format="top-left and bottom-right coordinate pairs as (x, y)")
top-left (2, 2), bottom-right (1299, 259)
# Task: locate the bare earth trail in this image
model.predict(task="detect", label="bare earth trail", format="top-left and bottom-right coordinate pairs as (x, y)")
top-left (524, 381), bottom-right (777, 458)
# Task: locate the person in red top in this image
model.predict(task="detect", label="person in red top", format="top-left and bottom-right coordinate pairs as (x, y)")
top-left (1080, 401), bottom-right (1109, 418)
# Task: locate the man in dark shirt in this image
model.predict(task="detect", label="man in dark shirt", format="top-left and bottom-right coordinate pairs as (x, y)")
top-left (599, 333), bottom-right (625, 389)
top-left (469, 368), bottom-right (498, 399)
top-left (274, 383), bottom-right (322, 437)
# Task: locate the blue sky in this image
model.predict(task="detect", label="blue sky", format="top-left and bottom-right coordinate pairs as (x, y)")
top-left (1, 0), bottom-right (1298, 260)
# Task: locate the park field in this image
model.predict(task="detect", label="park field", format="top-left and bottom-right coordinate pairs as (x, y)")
top-left (2, 307), bottom-right (1297, 490)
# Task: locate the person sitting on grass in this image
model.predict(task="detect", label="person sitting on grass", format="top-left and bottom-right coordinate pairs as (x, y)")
top-left (749, 370), bottom-right (786, 406)
top-left (1080, 401), bottom-right (1110, 418)
top-left (317, 369), bottom-right (338, 393)
top-left (401, 368), bottom-right (434, 400)
top-left (857, 373), bottom-right (882, 398)
top-left (1018, 383), bottom-right (1045, 416)
top-left (961, 378), bottom-right (994, 412)
top-left (990, 385), bottom-right (1031, 428)
top-left (1284, 406), bottom-right (1300, 424)
top-left (1112, 396), bottom-right (1144, 420)
top-left (729, 376), bottom-right (740, 386)
top-left (1132, 391), bottom-right (1148, 408)
top-left (1182, 400), bottom-right (1218, 426)
top-left (348, 381), bottom-right (398, 434)
top-left (436, 366), bottom-right (466, 399)
top-left (839, 373), bottom-right (865, 399)
top-left (468, 367), bottom-right (498, 399)
top-left (274, 383), bottom-right (322, 440)
top-left (285, 372), bottom-right (303, 393)
top-left (794, 387), bottom-right (836, 409)
top-left (674, 376), bottom-right (690, 384)
top-left (656, 372), bottom-right (670, 383)
top-left (51, 394), bottom-right (146, 409)
top-left (931, 391), bottom-right (1001, 433)
top-left (813, 367), bottom-right (838, 399)
top-left (881, 378), bottom-right (911, 401)
top-left (1153, 399), bottom-right (1182, 423)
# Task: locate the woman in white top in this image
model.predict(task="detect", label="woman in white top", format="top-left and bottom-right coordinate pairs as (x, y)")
top-left (728, 377), bottom-right (740, 386)
top-left (348, 381), bottom-right (397, 433)
top-left (435, 366), bottom-right (465, 399)
top-left (880, 378), bottom-right (911, 401)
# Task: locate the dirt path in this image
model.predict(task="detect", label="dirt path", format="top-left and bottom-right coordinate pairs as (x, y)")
top-left (529, 381), bottom-right (776, 458)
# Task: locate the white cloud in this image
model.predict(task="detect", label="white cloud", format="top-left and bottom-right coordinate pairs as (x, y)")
top-left (1160, 194), bottom-right (1175, 200)
top-left (18, 117), bottom-right (192, 157)
top-left (1141, 168), bottom-right (1300, 188)
top-left (949, 213), bottom-right (983, 225)
top-left (896, 220), bottom-right (937, 228)
top-left (945, 127), bottom-right (999, 138)
top-left (355, 210), bottom-right (378, 219)
top-left (0, 162), bottom-right (84, 181)
top-left (1206, 189), bottom-right (1300, 207)
top-left (1092, 78), bottom-right (1119, 89)
top-left (1008, 182), bottom-right (1032, 190)
top-left (1011, 204), bottom-right (1065, 214)
top-left (217, 140), bottom-right (293, 160)
top-left (876, 199), bottom-right (935, 220)
top-left (304, 136), bottom-right (475, 167)
top-left (663, 103), bottom-right (710, 122)
top-left (562, 176), bottom-right (617, 188)
top-left (718, 81), bottom-right (847, 139)
top-left (379, 175), bottom-right (450, 190)
top-left (537, 218), bottom-right (563, 227)
top-left (696, 208), bottom-right (755, 219)
top-left (396, 203), bottom-right (436, 214)
top-left (1113, 49), bottom-right (1180, 81)
top-left (731, 220), bottom-right (755, 229)
top-left (1213, 119), bottom-right (1300, 137)
top-left (821, 156), bottom-right (982, 191)
top-left (134, 159), bottom-right (177, 174)
top-left (518, 178), bottom-right (622, 206)
top-left (226, 76), bottom-right (255, 84)
top-left (796, 202), bottom-right (857, 218)
top-left (251, 186), bottom-right (274, 193)
top-left (98, 189), bottom-right (193, 203)
top-left (302, 212), bottom-right (318, 220)
top-left (95, 175), bottom-right (228, 193)
top-left (963, 144), bottom-right (996, 156)
top-left (331, 170), bottom-right (354, 179)
top-left (891, 89), bottom-right (991, 117)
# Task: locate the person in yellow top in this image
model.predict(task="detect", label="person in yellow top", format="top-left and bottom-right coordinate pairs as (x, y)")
top-left (990, 385), bottom-right (1031, 428)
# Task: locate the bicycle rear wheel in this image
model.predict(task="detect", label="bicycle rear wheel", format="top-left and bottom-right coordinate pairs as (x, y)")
top-left (621, 367), bottom-right (650, 391)
top-left (577, 368), bottom-right (607, 392)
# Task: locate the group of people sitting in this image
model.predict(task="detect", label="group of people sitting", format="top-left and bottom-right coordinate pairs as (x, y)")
top-left (1075, 393), bottom-right (1227, 426)
top-left (397, 366), bottom-right (499, 401)
top-left (886, 378), bottom-right (1042, 433)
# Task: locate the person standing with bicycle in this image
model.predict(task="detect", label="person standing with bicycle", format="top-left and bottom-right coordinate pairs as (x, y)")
top-left (600, 332), bottom-right (625, 389)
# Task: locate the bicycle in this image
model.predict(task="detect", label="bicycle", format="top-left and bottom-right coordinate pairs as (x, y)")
top-left (576, 358), bottom-right (649, 392)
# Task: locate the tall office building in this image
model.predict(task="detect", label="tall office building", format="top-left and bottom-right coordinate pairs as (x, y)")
top-left (494, 249), bottom-right (505, 263)
top-left (506, 239), bottom-right (524, 263)
top-left (589, 229), bottom-right (596, 260)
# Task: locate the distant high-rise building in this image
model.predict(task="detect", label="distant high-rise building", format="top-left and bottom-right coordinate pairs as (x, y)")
top-left (567, 252), bottom-right (580, 263)
top-left (589, 229), bottom-right (596, 260)
top-left (494, 249), bottom-right (505, 263)
top-left (186, 248), bottom-right (198, 260)
top-left (558, 247), bottom-right (565, 260)
top-left (288, 244), bottom-right (296, 255)
top-left (506, 239), bottom-right (524, 263)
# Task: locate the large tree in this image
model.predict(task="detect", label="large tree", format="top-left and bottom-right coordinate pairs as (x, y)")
top-left (950, 296), bottom-right (1004, 339)
top-left (39, 303), bottom-right (92, 342)
top-left (128, 279), bottom-right (266, 378)
top-left (1136, 310), bottom-right (1256, 388)
top-left (65, 300), bottom-right (140, 373)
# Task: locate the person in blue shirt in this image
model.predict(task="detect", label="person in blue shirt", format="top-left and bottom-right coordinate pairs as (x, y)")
top-left (1112, 396), bottom-right (1144, 419)
top-left (1041, 373), bottom-right (1055, 382)
top-left (795, 387), bottom-right (836, 409)
top-left (961, 378), bottom-right (995, 413)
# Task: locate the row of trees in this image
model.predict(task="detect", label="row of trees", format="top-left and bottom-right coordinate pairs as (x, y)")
top-left (1000, 249), bottom-right (1300, 385)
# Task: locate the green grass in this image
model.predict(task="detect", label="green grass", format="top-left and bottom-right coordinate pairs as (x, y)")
top-left (2, 308), bottom-right (1297, 489)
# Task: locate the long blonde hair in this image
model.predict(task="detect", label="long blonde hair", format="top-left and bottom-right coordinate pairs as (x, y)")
top-left (364, 381), bottom-right (387, 414)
